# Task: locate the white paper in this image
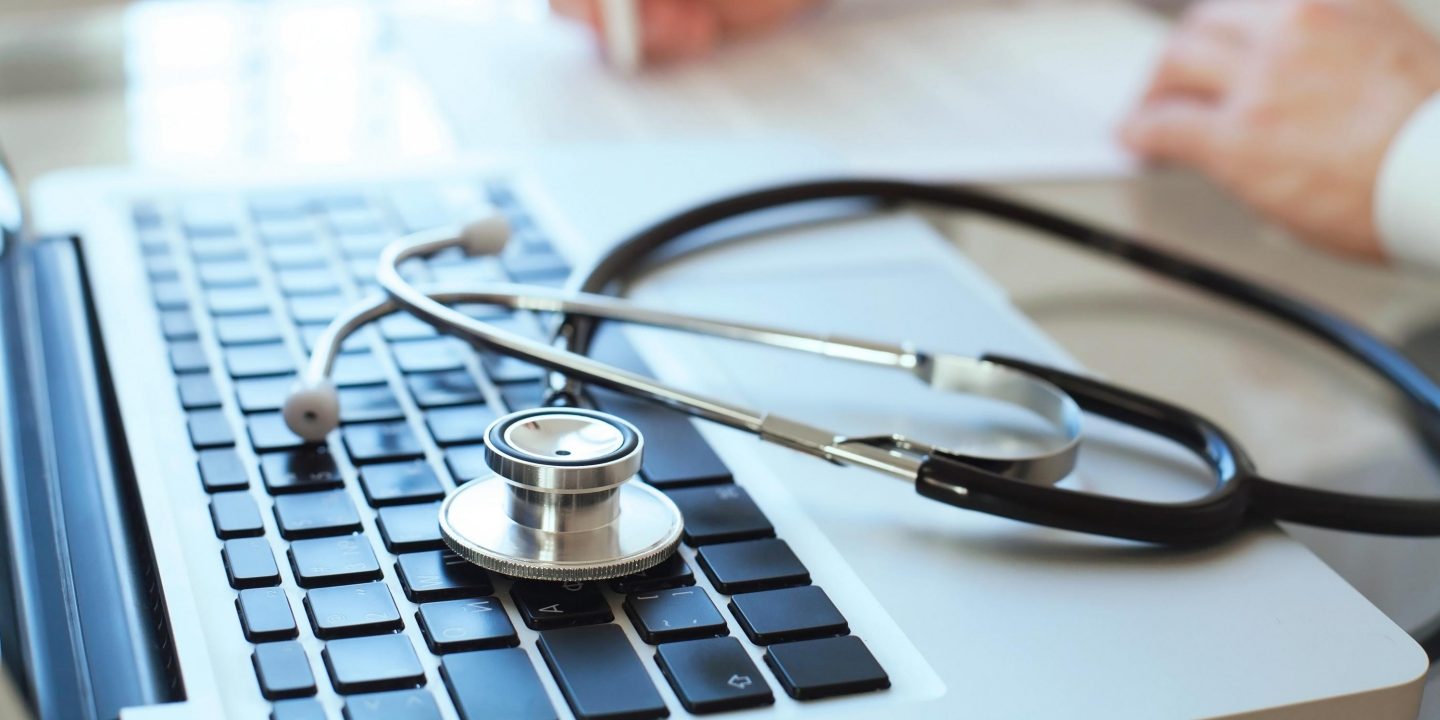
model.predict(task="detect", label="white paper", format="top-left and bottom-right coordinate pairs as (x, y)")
top-left (396, 0), bottom-right (1169, 180)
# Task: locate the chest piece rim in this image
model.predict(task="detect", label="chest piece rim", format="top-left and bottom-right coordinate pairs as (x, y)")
top-left (438, 407), bottom-right (684, 582)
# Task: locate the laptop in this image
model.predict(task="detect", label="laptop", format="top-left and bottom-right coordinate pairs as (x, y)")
top-left (1, 142), bottom-right (1427, 720)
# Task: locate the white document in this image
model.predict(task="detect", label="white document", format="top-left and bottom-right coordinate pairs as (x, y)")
top-left (396, 0), bottom-right (1169, 180)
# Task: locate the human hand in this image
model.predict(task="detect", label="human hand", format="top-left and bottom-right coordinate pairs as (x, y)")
top-left (550, 0), bottom-right (823, 65)
top-left (1120, 0), bottom-right (1440, 260)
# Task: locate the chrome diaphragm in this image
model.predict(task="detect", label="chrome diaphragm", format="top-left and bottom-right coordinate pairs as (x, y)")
top-left (438, 407), bottom-right (684, 582)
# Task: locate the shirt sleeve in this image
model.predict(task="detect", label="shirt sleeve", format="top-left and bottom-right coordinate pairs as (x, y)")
top-left (1376, 92), bottom-right (1440, 272)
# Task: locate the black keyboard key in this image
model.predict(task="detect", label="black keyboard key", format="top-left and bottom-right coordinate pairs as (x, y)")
top-left (271, 698), bottom-right (326, 720)
top-left (323, 634), bottom-right (425, 693)
top-left (305, 581), bottom-right (403, 639)
top-left (480, 311), bottom-right (546, 341)
top-left (623, 587), bottom-right (728, 644)
top-left (764, 636), bottom-right (889, 700)
top-left (696, 539), bottom-right (809, 594)
top-left (290, 294), bottom-right (348, 324)
top-left (425, 405), bottom-right (498, 446)
top-left (235, 375), bottom-right (296, 413)
top-left (250, 194), bottom-right (312, 220)
top-left (537, 624), bottom-right (668, 720)
top-left (210, 491), bottom-right (264, 538)
top-left (180, 199), bottom-right (235, 234)
top-left (170, 340), bottom-right (210, 373)
top-left (396, 550), bottom-right (493, 602)
top-left (177, 372), bottom-right (222, 409)
top-left (593, 387), bottom-right (732, 488)
top-left (441, 648), bottom-right (556, 720)
top-left (198, 447), bottom-right (249, 492)
top-left (418, 597), bottom-right (518, 653)
top-left (655, 637), bottom-right (774, 714)
top-left (729, 586), bottom-right (847, 645)
top-left (224, 537), bottom-right (280, 588)
top-left (502, 249), bottom-right (570, 282)
top-left (207, 286), bottom-right (270, 315)
top-left (338, 384), bottom-right (405, 424)
top-left (343, 420), bottom-right (424, 463)
top-left (343, 689), bottom-right (442, 720)
top-left (152, 279), bottom-right (189, 310)
top-left (268, 243), bottom-right (329, 269)
top-left (160, 309), bottom-right (197, 339)
top-left (359, 460), bottom-right (445, 507)
top-left (376, 502), bottom-right (444, 552)
top-left (610, 553), bottom-right (695, 594)
top-left (249, 413), bottom-right (311, 452)
top-left (379, 313), bottom-right (438, 341)
top-left (300, 322), bottom-right (368, 355)
top-left (445, 445), bottom-right (488, 481)
top-left (226, 343), bottom-right (296, 378)
top-left (259, 226), bottom-right (319, 249)
top-left (587, 330), bottom-right (731, 488)
top-left (189, 235), bottom-right (248, 261)
top-left (664, 486), bottom-right (772, 547)
top-left (215, 312), bottom-right (283, 345)
top-left (388, 185), bottom-right (453, 234)
top-left (188, 409), bottom-right (236, 448)
top-left (497, 382), bottom-right (544, 412)
top-left (261, 445), bottom-right (343, 494)
top-left (237, 587), bottom-right (299, 642)
top-left (277, 268), bottom-right (339, 296)
top-left (510, 581), bottom-right (613, 630)
top-left (431, 260), bottom-right (508, 287)
top-left (253, 641), bottom-right (317, 700)
top-left (349, 258), bottom-right (378, 283)
top-left (407, 370), bottom-right (484, 408)
top-left (483, 354), bottom-right (545, 385)
top-left (392, 338), bottom-right (466, 374)
top-left (289, 535), bottom-right (382, 587)
top-left (147, 254), bottom-right (180, 281)
top-left (273, 489), bottom-right (362, 539)
top-left (196, 259), bottom-right (258, 287)
top-left (338, 232), bottom-right (392, 259)
top-left (333, 352), bottom-right (388, 387)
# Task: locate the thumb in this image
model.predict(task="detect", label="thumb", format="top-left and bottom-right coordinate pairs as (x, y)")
top-left (1119, 99), bottom-right (1221, 170)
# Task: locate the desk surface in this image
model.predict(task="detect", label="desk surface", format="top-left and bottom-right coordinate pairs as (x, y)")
top-left (4, 1), bottom-right (1440, 717)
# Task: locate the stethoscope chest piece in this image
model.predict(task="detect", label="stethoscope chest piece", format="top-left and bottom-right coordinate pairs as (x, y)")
top-left (439, 407), bottom-right (684, 581)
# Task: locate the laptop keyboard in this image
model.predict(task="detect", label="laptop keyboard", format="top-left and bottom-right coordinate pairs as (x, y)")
top-left (129, 179), bottom-right (889, 718)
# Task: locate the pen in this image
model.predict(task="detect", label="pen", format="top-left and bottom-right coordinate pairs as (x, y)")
top-left (599, 0), bottom-right (641, 73)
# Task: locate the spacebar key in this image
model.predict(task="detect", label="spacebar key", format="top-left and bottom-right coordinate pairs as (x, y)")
top-left (538, 625), bottom-right (669, 720)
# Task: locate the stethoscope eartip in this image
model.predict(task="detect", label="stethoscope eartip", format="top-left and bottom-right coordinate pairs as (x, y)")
top-left (282, 380), bottom-right (341, 442)
top-left (459, 213), bottom-right (511, 257)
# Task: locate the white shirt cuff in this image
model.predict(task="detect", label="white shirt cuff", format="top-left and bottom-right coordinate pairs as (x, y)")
top-left (1377, 92), bottom-right (1440, 272)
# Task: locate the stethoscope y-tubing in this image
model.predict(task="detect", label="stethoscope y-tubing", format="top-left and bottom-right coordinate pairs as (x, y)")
top-left (554, 178), bottom-right (1440, 536)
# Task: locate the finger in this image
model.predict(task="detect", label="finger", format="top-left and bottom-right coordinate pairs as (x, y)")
top-left (1142, 33), bottom-right (1242, 103)
top-left (639, 0), bottom-right (720, 63)
top-left (1119, 98), bottom-right (1222, 170)
top-left (551, 0), bottom-right (599, 26)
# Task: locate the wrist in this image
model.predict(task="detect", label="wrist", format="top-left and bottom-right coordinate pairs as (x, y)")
top-left (1376, 91), bottom-right (1440, 272)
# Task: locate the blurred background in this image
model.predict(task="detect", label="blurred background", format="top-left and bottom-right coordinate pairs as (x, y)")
top-left (5, 1), bottom-right (1440, 716)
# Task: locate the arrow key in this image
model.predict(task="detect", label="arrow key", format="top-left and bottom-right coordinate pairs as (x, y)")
top-left (655, 636), bottom-right (774, 714)
top-left (510, 580), bottom-right (613, 630)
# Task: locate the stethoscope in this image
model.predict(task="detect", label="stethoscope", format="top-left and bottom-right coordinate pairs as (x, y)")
top-left (281, 179), bottom-right (1440, 609)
